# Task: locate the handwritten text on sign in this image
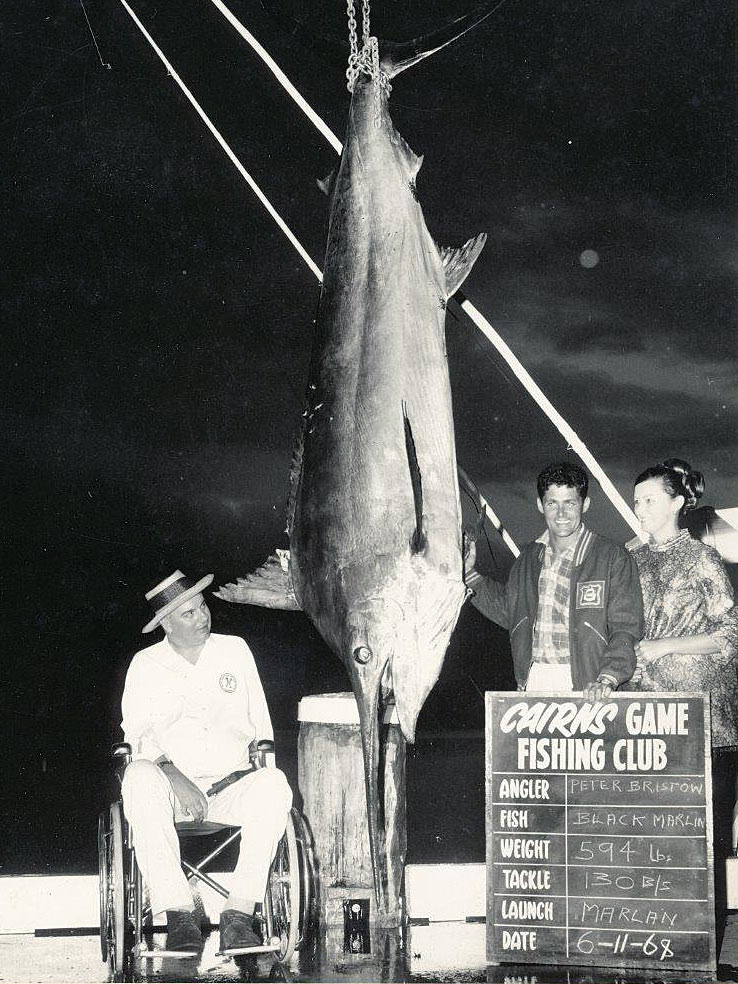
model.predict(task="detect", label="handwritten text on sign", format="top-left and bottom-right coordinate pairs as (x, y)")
top-left (485, 693), bottom-right (715, 974)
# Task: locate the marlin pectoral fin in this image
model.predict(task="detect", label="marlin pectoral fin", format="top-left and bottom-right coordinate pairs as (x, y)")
top-left (215, 550), bottom-right (302, 610)
top-left (316, 169), bottom-right (337, 197)
top-left (440, 233), bottom-right (487, 297)
top-left (402, 402), bottom-right (426, 554)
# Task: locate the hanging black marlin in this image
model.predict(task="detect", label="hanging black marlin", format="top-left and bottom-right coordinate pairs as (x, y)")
top-left (218, 7), bottom-right (492, 913)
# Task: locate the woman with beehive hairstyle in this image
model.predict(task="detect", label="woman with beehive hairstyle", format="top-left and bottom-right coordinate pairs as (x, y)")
top-left (629, 457), bottom-right (738, 951)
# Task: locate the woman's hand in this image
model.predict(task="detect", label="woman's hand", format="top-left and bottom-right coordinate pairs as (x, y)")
top-left (635, 638), bottom-right (673, 662)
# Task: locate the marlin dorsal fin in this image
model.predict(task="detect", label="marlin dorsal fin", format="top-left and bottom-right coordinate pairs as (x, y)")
top-left (215, 550), bottom-right (302, 611)
top-left (439, 233), bottom-right (487, 297)
top-left (392, 131), bottom-right (423, 180)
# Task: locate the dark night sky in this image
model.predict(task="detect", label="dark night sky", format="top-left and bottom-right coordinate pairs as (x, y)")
top-left (2, 0), bottom-right (736, 870)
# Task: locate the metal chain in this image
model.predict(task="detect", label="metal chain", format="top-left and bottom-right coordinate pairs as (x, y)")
top-left (345, 0), bottom-right (392, 125)
top-left (346, 0), bottom-right (359, 90)
top-left (361, 0), bottom-right (371, 49)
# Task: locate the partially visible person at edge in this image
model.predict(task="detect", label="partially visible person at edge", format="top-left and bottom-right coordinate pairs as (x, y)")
top-left (120, 570), bottom-right (293, 955)
top-left (626, 458), bottom-right (738, 949)
top-left (464, 462), bottom-right (642, 700)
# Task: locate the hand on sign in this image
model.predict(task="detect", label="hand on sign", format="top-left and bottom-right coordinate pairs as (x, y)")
top-left (583, 677), bottom-right (615, 703)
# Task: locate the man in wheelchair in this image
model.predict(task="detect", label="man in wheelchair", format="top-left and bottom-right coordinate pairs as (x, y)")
top-left (120, 569), bottom-right (293, 955)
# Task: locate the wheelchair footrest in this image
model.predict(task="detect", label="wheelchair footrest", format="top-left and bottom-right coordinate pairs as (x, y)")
top-left (139, 949), bottom-right (201, 959)
top-left (216, 941), bottom-right (281, 957)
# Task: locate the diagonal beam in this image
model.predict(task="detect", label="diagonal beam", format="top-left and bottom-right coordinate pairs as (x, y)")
top-left (118, 0), bottom-right (322, 281)
top-left (452, 293), bottom-right (641, 535)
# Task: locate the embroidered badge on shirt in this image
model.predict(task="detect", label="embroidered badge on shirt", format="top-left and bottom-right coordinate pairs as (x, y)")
top-left (219, 672), bottom-right (238, 693)
top-left (576, 580), bottom-right (605, 609)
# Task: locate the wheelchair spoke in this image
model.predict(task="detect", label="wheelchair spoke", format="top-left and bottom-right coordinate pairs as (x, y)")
top-left (266, 813), bottom-right (301, 964)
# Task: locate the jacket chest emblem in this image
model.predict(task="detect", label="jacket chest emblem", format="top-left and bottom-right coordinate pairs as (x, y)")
top-left (576, 580), bottom-right (604, 609)
top-left (219, 672), bottom-right (238, 693)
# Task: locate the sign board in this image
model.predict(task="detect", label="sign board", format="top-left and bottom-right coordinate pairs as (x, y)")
top-left (486, 692), bottom-right (716, 974)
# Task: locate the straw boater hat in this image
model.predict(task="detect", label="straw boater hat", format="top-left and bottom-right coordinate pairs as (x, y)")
top-left (142, 570), bottom-right (214, 634)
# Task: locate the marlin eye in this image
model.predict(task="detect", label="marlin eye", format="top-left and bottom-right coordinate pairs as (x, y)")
top-left (353, 646), bottom-right (372, 665)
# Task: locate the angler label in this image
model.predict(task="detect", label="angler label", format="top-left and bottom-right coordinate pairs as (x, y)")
top-left (485, 692), bottom-right (715, 974)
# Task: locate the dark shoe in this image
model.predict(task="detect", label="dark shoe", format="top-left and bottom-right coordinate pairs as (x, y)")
top-left (219, 908), bottom-right (262, 952)
top-left (165, 909), bottom-right (203, 952)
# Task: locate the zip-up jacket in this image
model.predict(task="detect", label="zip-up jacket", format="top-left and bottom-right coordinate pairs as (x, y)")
top-left (466, 528), bottom-right (642, 689)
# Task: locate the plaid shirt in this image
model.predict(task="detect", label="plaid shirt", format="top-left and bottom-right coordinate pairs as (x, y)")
top-left (531, 525), bottom-right (587, 665)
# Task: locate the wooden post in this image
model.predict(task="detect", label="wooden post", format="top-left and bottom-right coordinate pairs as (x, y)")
top-left (297, 693), bottom-right (406, 927)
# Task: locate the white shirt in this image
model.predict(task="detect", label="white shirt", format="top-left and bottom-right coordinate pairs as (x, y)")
top-left (121, 632), bottom-right (273, 782)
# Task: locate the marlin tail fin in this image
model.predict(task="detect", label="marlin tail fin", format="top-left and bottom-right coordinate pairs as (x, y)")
top-left (381, 3), bottom-right (498, 79)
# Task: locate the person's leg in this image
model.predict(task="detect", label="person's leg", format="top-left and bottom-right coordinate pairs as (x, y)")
top-left (121, 759), bottom-right (193, 916)
top-left (208, 767), bottom-right (293, 913)
top-left (712, 747), bottom-right (738, 958)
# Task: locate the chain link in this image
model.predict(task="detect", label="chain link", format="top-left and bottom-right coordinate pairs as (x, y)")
top-left (361, 0), bottom-right (371, 49)
top-left (345, 0), bottom-right (391, 125)
top-left (345, 0), bottom-right (359, 88)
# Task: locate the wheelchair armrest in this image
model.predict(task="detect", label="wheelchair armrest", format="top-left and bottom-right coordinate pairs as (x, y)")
top-left (112, 742), bottom-right (132, 781)
top-left (112, 742), bottom-right (132, 762)
top-left (249, 739), bottom-right (275, 769)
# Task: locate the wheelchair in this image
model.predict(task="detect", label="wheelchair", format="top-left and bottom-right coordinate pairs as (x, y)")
top-left (98, 742), bottom-right (312, 979)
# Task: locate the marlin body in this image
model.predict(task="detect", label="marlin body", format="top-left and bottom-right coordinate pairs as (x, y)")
top-left (218, 18), bottom-right (488, 912)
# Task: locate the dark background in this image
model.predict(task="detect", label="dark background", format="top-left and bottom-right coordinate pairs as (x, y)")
top-left (2, 0), bottom-right (735, 874)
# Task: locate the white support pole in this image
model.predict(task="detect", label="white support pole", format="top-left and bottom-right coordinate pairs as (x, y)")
top-left (207, 0), bottom-right (344, 154)
top-left (475, 488), bottom-right (520, 558)
top-left (118, 0), bottom-right (323, 283)
top-left (458, 466), bottom-right (520, 558)
top-left (206, 0), bottom-right (643, 539)
top-left (455, 294), bottom-right (641, 535)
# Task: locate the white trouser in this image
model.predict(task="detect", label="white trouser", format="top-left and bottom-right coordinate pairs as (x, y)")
top-left (525, 662), bottom-right (574, 692)
top-left (121, 759), bottom-right (293, 916)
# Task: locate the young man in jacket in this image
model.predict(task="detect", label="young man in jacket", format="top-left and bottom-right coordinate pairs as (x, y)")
top-left (465, 462), bottom-right (642, 700)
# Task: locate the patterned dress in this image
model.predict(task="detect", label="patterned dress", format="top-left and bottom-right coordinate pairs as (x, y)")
top-left (630, 529), bottom-right (738, 748)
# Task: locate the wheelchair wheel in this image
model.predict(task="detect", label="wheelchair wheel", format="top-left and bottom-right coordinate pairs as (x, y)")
top-left (98, 813), bottom-right (109, 962)
top-left (267, 810), bottom-right (300, 964)
top-left (290, 809), bottom-right (313, 949)
top-left (105, 803), bottom-right (129, 978)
